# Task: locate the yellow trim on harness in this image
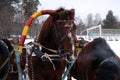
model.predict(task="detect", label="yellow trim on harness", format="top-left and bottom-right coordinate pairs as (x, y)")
top-left (22, 26), bottom-right (30, 35)
top-left (15, 45), bottom-right (23, 54)
top-left (76, 47), bottom-right (82, 53)
top-left (75, 42), bottom-right (82, 53)
top-left (31, 12), bottom-right (42, 18)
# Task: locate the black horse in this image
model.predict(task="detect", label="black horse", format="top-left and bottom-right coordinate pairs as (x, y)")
top-left (0, 39), bottom-right (10, 80)
top-left (69, 37), bottom-right (120, 80)
top-left (0, 39), bottom-right (17, 80)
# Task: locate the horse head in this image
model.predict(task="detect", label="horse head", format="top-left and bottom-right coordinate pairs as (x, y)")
top-left (37, 8), bottom-right (77, 61)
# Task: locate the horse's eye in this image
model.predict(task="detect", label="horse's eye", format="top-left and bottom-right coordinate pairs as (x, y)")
top-left (65, 24), bottom-right (73, 31)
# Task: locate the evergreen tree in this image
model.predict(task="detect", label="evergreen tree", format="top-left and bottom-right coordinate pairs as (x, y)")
top-left (0, 0), bottom-right (40, 38)
top-left (102, 10), bottom-right (118, 29)
top-left (0, 0), bottom-right (20, 38)
top-left (24, 0), bottom-right (40, 21)
top-left (0, 0), bottom-right (20, 12)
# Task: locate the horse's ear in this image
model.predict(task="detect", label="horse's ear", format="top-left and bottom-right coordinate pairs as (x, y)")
top-left (49, 12), bottom-right (57, 17)
top-left (70, 9), bottom-right (75, 17)
top-left (49, 12), bottom-right (59, 21)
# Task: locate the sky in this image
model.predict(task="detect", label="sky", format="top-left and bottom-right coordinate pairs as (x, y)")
top-left (38, 0), bottom-right (120, 20)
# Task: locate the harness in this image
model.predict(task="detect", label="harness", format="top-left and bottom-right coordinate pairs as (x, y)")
top-left (22, 41), bottom-right (69, 70)
top-left (15, 9), bottom-right (78, 80)
top-left (19, 38), bottom-right (84, 80)
top-left (29, 19), bottom-right (76, 62)
top-left (61, 40), bottom-right (85, 80)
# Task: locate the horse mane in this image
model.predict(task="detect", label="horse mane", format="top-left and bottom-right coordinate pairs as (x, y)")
top-left (1, 39), bottom-right (13, 52)
top-left (0, 39), bottom-right (10, 80)
top-left (91, 37), bottom-right (116, 60)
top-left (55, 7), bottom-right (75, 20)
top-left (82, 37), bottom-right (116, 62)
top-left (37, 7), bottom-right (75, 50)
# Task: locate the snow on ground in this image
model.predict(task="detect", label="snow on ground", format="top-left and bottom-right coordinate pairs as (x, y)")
top-left (24, 38), bottom-right (34, 44)
top-left (107, 41), bottom-right (120, 57)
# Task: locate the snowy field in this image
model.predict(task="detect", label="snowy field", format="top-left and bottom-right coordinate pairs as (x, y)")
top-left (107, 41), bottom-right (120, 57)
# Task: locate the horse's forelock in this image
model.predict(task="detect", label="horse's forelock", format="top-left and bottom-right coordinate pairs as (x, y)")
top-left (52, 8), bottom-right (75, 20)
top-left (38, 8), bottom-right (75, 42)
top-left (56, 7), bottom-right (65, 12)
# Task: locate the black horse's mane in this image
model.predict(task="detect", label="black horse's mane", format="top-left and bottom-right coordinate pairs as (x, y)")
top-left (0, 39), bottom-right (10, 79)
top-left (1, 39), bottom-right (13, 52)
top-left (91, 37), bottom-right (116, 61)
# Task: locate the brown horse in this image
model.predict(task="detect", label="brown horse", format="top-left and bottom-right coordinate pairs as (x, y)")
top-left (22, 8), bottom-right (77, 80)
top-left (69, 37), bottom-right (120, 80)
top-left (0, 39), bottom-right (18, 80)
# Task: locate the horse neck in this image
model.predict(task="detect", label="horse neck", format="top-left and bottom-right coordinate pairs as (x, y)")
top-left (1, 39), bottom-right (13, 52)
top-left (37, 17), bottom-right (58, 50)
top-left (82, 40), bottom-right (116, 62)
top-left (92, 41), bottom-right (116, 62)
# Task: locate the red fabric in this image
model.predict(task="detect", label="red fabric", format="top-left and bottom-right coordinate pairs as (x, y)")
top-left (41, 10), bottom-right (55, 15)
top-left (19, 35), bottom-right (26, 45)
top-left (25, 17), bottom-right (34, 27)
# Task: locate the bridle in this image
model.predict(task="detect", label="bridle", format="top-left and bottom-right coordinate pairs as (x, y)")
top-left (55, 20), bottom-right (74, 42)
top-left (53, 19), bottom-right (76, 61)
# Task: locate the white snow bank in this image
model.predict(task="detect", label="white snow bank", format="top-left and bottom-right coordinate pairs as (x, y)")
top-left (107, 41), bottom-right (120, 57)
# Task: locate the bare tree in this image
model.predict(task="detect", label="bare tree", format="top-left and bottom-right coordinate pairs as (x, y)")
top-left (75, 16), bottom-right (86, 35)
top-left (93, 13), bottom-right (102, 26)
top-left (86, 13), bottom-right (93, 28)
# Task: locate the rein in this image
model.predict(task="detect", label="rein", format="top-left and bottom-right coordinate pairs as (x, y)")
top-left (32, 42), bottom-right (71, 62)
top-left (32, 42), bottom-right (57, 53)
top-left (0, 49), bottom-right (15, 80)
top-left (23, 42), bottom-right (57, 72)
top-left (0, 49), bottom-right (14, 71)
top-left (62, 39), bottom-right (87, 80)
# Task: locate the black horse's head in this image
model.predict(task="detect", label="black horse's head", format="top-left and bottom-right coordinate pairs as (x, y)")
top-left (91, 37), bottom-right (116, 61)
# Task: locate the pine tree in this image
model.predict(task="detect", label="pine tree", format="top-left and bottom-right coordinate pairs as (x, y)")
top-left (0, 0), bottom-right (19, 38)
top-left (102, 10), bottom-right (118, 29)
top-left (24, 0), bottom-right (40, 21)
top-left (0, 0), bottom-right (40, 37)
